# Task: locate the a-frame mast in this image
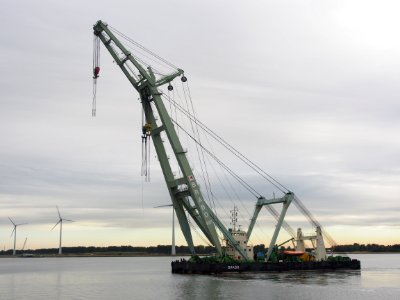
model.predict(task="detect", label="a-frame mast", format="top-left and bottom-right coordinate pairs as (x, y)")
top-left (93, 20), bottom-right (248, 259)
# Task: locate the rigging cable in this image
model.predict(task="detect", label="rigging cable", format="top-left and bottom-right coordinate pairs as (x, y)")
top-left (109, 26), bottom-right (179, 71)
top-left (161, 94), bottom-right (288, 194)
top-left (172, 119), bottom-right (261, 198)
top-left (168, 84), bottom-right (231, 239)
top-left (99, 25), bottom-right (336, 250)
top-left (184, 82), bottom-right (217, 212)
top-left (92, 35), bottom-right (100, 117)
top-left (264, 205), bottom-right (296, 238)
top-left (187, 215), bottom-right (213, 247)
top-left (141, 107), bottom-right (151, 182)
top-left (181, 86), bottom-right (270, 244)
top-left (141, 108), bottom-right (146, 176)
top-left (106, 41), bottom-right (141, 82)
top-left (200, 149), bottom-right (271, 244)
top-left (181, 81), bottom-right (215, 211)
top-left (293, 195), bottom-right (337, 247)
top-left (122, 42), bottom-right (170, 76)
top-left (164, 91), bottom-right (290, 243)
top-left (147, 131), bottom-right (151, 181)
top-left (164, 88), bottom-right (279, 241)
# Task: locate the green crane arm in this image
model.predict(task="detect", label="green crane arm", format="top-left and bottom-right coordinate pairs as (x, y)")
top-left (92, 20), bottom-right (249, 259)
top-left (155, 69), bottom-right (184, 87)
top-left (247, 193), bottom-right (294, 241)
top-left (247, 192), bottom-right (295, 261)
top-left (277, 237), bottom-right (294, 248)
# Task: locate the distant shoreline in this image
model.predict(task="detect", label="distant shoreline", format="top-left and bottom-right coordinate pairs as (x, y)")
top-left (0, 253), bottom-right (191, 258)
top-left (335, 251), bottom-right (400, 254)
top-left (1, 251), bottom-right (399, 258)
top-left (1, 243), bottom-right (399, 257)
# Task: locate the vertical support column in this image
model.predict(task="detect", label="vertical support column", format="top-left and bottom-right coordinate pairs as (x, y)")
top-left (315, 226), bottom-right (327, 261)
top-left (13, 229), bottom-right (16, 256)
top-left (171, 208), bottom-right (176, 256)
top-left (247, 203), bottom-right (263, 240)
top-left (265, 193), bottom-right (293, 261)
top-left (59, 221), bottom-right (63, 255)
top-left (172, 198), bottom-right (195, 253)
top-left (295, 228), bottom-right (305, 252)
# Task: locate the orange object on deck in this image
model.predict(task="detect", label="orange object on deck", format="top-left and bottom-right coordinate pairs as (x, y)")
top-left (283, 250), bottom-right (305, 255)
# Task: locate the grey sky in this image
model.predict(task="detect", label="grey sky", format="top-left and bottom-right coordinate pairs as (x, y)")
top-left (0, 0), bottom-right (399, 249)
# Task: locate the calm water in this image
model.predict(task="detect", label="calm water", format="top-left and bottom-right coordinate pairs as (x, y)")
top-left (0, 254), bottom-right (399, 299)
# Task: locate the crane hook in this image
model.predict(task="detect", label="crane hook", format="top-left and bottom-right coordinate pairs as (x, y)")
top-left (93, 66), bottom-right (100, 79)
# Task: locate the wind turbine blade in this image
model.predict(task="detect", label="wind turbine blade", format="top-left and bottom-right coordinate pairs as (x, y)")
top-left (64, 219), bottom-right (74, 222)
top-left (154, 204), bottom-right (173, 208)
top-left (8, 217), bottom-right (16, 226)
top-left (10, 227), bottom-right (15, 238)
top-left (56, 206), bottom-right (62, 219)
top-left (17, 223), bottom-right (28, 226)
top-left (51, 220), bottom-right (61, 231)
top-left (22, 237), bottom-right (27, 251)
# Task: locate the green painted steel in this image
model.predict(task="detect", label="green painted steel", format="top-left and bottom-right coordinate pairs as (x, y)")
top-left (246, 192), bottom-right (295, 261)
top-left (93, 20), bottom-right (249, 259)
top-left (247, 193), bottom-right (293, 241)
top-left (265, 192), bottom-right (294, 261)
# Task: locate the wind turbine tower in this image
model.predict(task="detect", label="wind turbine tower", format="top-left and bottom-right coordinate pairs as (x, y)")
top-left (51, 206), bottom-right (73, 255)
top-left (155, 204), bottom-right (176, 255)
top-left (8, 217), bottom-right (28, 256)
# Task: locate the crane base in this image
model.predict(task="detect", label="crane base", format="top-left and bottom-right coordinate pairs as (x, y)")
top-left (171, 259), bottom-right (361, 274)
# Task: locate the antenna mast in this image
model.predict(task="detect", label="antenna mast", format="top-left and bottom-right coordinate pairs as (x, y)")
top-left (230, 206), bottom-right (238, 231)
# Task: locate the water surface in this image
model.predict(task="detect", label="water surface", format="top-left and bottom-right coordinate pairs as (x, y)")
top-left (0, 254), bottom-right (399, 299)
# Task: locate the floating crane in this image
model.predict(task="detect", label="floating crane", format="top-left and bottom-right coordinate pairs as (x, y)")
top-left (91, 21), bottom-right (360, 272)
top-left (93, 20), bottom-right (249, 259)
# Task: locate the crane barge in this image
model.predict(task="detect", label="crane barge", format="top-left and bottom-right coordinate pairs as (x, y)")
top-left (92, 20), bottom-right (360, 274)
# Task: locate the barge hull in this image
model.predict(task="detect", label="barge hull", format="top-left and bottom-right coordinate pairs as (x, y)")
top-left (171, 259), bottom-right (361, 274)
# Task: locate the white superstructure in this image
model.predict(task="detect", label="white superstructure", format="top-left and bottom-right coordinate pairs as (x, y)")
top-left (224, 206), bottom-right (254, 260)
top-left (295, 226), bottom-right (327, 261)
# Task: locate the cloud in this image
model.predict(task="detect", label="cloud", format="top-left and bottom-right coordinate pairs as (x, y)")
top-left (1, 0), bottom-right (399, 248)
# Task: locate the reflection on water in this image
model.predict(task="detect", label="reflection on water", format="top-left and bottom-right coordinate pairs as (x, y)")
top-left (176, 270), bottom-right (363, 300)
top-left (0, 254), bottom-right (399, 300)
top-left (218, 269), bottom-right (361, 285)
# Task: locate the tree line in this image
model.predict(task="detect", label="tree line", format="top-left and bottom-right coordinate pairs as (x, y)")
top-left (332, 243), bottom-right (400, 253)
top-left (0, 245), bottom-right (214, 255)
top-left (0, 243), bottom-right (399, 255)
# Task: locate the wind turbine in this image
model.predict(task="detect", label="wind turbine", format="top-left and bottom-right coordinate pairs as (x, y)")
top-left (51, 206), bottom-right (73, 255)
top-left (155, 204), bottom-right (176, 255)
top-left (9, 217), bottom-right (28, 256)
